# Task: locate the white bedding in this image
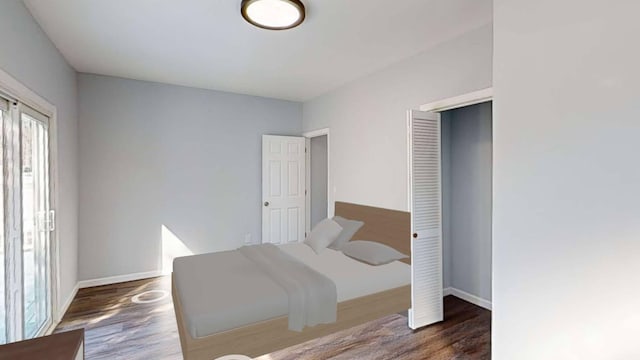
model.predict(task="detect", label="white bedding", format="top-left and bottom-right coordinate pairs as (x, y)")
top-left (280, 243), bottom-right (410, 302)
top-left (238, 244), bottom-right (337, 331)
top-left (173, 243), bottom-right (410, 338)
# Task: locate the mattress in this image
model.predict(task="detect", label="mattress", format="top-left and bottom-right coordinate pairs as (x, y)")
top-left (173, 243), bottom-right (410, 338)
top-left (279, 243), bottom-right (410, 302)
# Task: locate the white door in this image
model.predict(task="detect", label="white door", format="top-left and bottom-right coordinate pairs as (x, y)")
top-left (262, 135), bottom-right (306, 244)
top-left (407, 110), bottom-right (444, 330)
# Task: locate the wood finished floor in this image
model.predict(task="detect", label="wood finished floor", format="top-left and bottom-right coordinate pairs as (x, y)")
top-left (55, 276), bottom-right (490, 360)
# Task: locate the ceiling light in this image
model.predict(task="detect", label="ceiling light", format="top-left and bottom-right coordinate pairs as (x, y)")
top-left (241, 0), bottom-right (306, 30)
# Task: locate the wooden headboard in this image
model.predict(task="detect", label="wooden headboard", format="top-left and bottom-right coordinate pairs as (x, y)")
top-left (334, 201), bottom-right (411, 264)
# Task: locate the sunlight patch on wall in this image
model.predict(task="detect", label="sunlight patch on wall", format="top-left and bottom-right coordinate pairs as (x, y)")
top-left (161, 225), bottom-right (193, 274)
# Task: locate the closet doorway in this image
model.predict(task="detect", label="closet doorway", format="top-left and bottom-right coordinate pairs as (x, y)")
top-left (440, 101), bottom-right (492, 309)
top-left (408, 88), bottom-right (493, 329)
top-left (303, 128), bottom-right (330, 236)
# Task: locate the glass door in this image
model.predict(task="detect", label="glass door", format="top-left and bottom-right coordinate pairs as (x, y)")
top-left (0, 100), bottom-right (6, 344)
top-left (0, 96), bottom-right (53, 344)
top-left (21, 111), bottom-right (51, 339)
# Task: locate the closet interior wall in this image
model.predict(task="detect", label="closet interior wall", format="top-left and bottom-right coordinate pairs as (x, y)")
top-left (441, 101), bottom-right (492, 302)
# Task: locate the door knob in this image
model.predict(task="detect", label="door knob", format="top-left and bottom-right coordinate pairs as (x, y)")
top-left (413, 233), bottom-right (418, 238)
top-left (264, 201), bottom-right (270, 207)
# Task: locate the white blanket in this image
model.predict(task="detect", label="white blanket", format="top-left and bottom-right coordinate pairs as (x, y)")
top-left (238, 244), bottom-right (337, 331)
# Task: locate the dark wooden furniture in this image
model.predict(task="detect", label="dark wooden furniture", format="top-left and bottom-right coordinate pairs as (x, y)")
top-left (0, 329), bottom-right (84, 360)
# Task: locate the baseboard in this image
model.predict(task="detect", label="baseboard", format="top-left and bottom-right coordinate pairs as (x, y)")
top-left (77, 270), bottom-right (163, 289)
top-left (443, 287), bottom-right (492, 310)
top-left (443, 287), bottom-right (453, 297)
top-left (57, 283), bottom-right (80, 321)
top-left (46, 271), bottom-right (163, 333)
top-left (41, 283), bottom-right (81, 336)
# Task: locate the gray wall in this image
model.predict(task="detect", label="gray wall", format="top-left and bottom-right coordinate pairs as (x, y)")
top-left (493, 1), bottom-right (640, 358)
top-left (303, 24), bottom-right (492, 213)
top-left (441, 102), bottom-right (492, 301)
top-left (310, 135), bottom-right (328, 227)
top-left (441, 117), bottom-right (452, 288)
top-left (78, 74), bottom-right (302, 280)
top-left (0, 0), bottom-right (79, 316)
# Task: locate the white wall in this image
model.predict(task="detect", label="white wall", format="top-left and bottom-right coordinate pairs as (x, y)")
top-left (310, 135), bottom-right (328, 228)
top-left (493, 1), bottom-right (640, 358)
top-left (441, 102), bottom-right (492, 301)
top-left (303, 24), bottom-right (492, 212)
top-left (78, 74), bottom-right (302, 280)
top-left (0, 0), bottom-right (79, 316)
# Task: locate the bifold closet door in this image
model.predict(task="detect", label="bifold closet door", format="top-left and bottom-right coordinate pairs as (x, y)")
top-left (407, 110), bottom-right (443, 330)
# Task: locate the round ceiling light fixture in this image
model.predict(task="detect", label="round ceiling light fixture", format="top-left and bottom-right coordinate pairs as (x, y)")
top-left (241, 0), bottom-right (306, 30)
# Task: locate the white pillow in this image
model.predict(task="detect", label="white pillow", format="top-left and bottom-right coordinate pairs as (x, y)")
top-left (341, 240), bottom-right (408, 265)
top-left (304, 218), bottom-right (343, 254)
top-left (328, 216), bottom-right (364, 250)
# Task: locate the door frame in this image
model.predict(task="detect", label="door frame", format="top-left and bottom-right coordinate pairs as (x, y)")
top-left (0, 67), bottom-right (61, 336)
top-left (302, 128), bottom-right (331, 236)
top-left (420, 87), bottom-right (493, 113)
top-left (415, 86), bottom-right (494, 311)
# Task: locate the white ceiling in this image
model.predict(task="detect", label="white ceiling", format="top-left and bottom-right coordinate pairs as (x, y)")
top-left (24, 0), bottom-right (492, 102)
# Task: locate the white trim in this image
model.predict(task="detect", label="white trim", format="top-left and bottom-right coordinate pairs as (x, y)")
top-left (0, 68), bottom-right (55, 117)
top-left (0, 66), bottom-right (61, 341)
top-left (303, 128), bottom-right (332, 232)
top-left (302, 128), bottom-right (329, 139)
top-left (55, 283), bottom-right (79, 322)
top-left (304, 137), bottom-right (311, 235)
top-left (77, 271), bottom-right (163, 289)
top-left (420, 88), bottom-right (493, 113)
top-left (44, 270), bottom-right (163, 334)
top-left (42, 282), bottom-right (80, 336)
top-left (443, 287), bottom-right (492, 310)
top-left (420, 88), bottom-right (494, 317)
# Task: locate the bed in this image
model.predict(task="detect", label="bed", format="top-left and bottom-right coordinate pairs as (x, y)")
top-left (171, 202), bottom-right (411, 360)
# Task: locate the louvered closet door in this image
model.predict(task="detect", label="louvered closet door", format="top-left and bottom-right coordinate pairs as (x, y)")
top-left (407, 110), bottom-right (443, 330)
